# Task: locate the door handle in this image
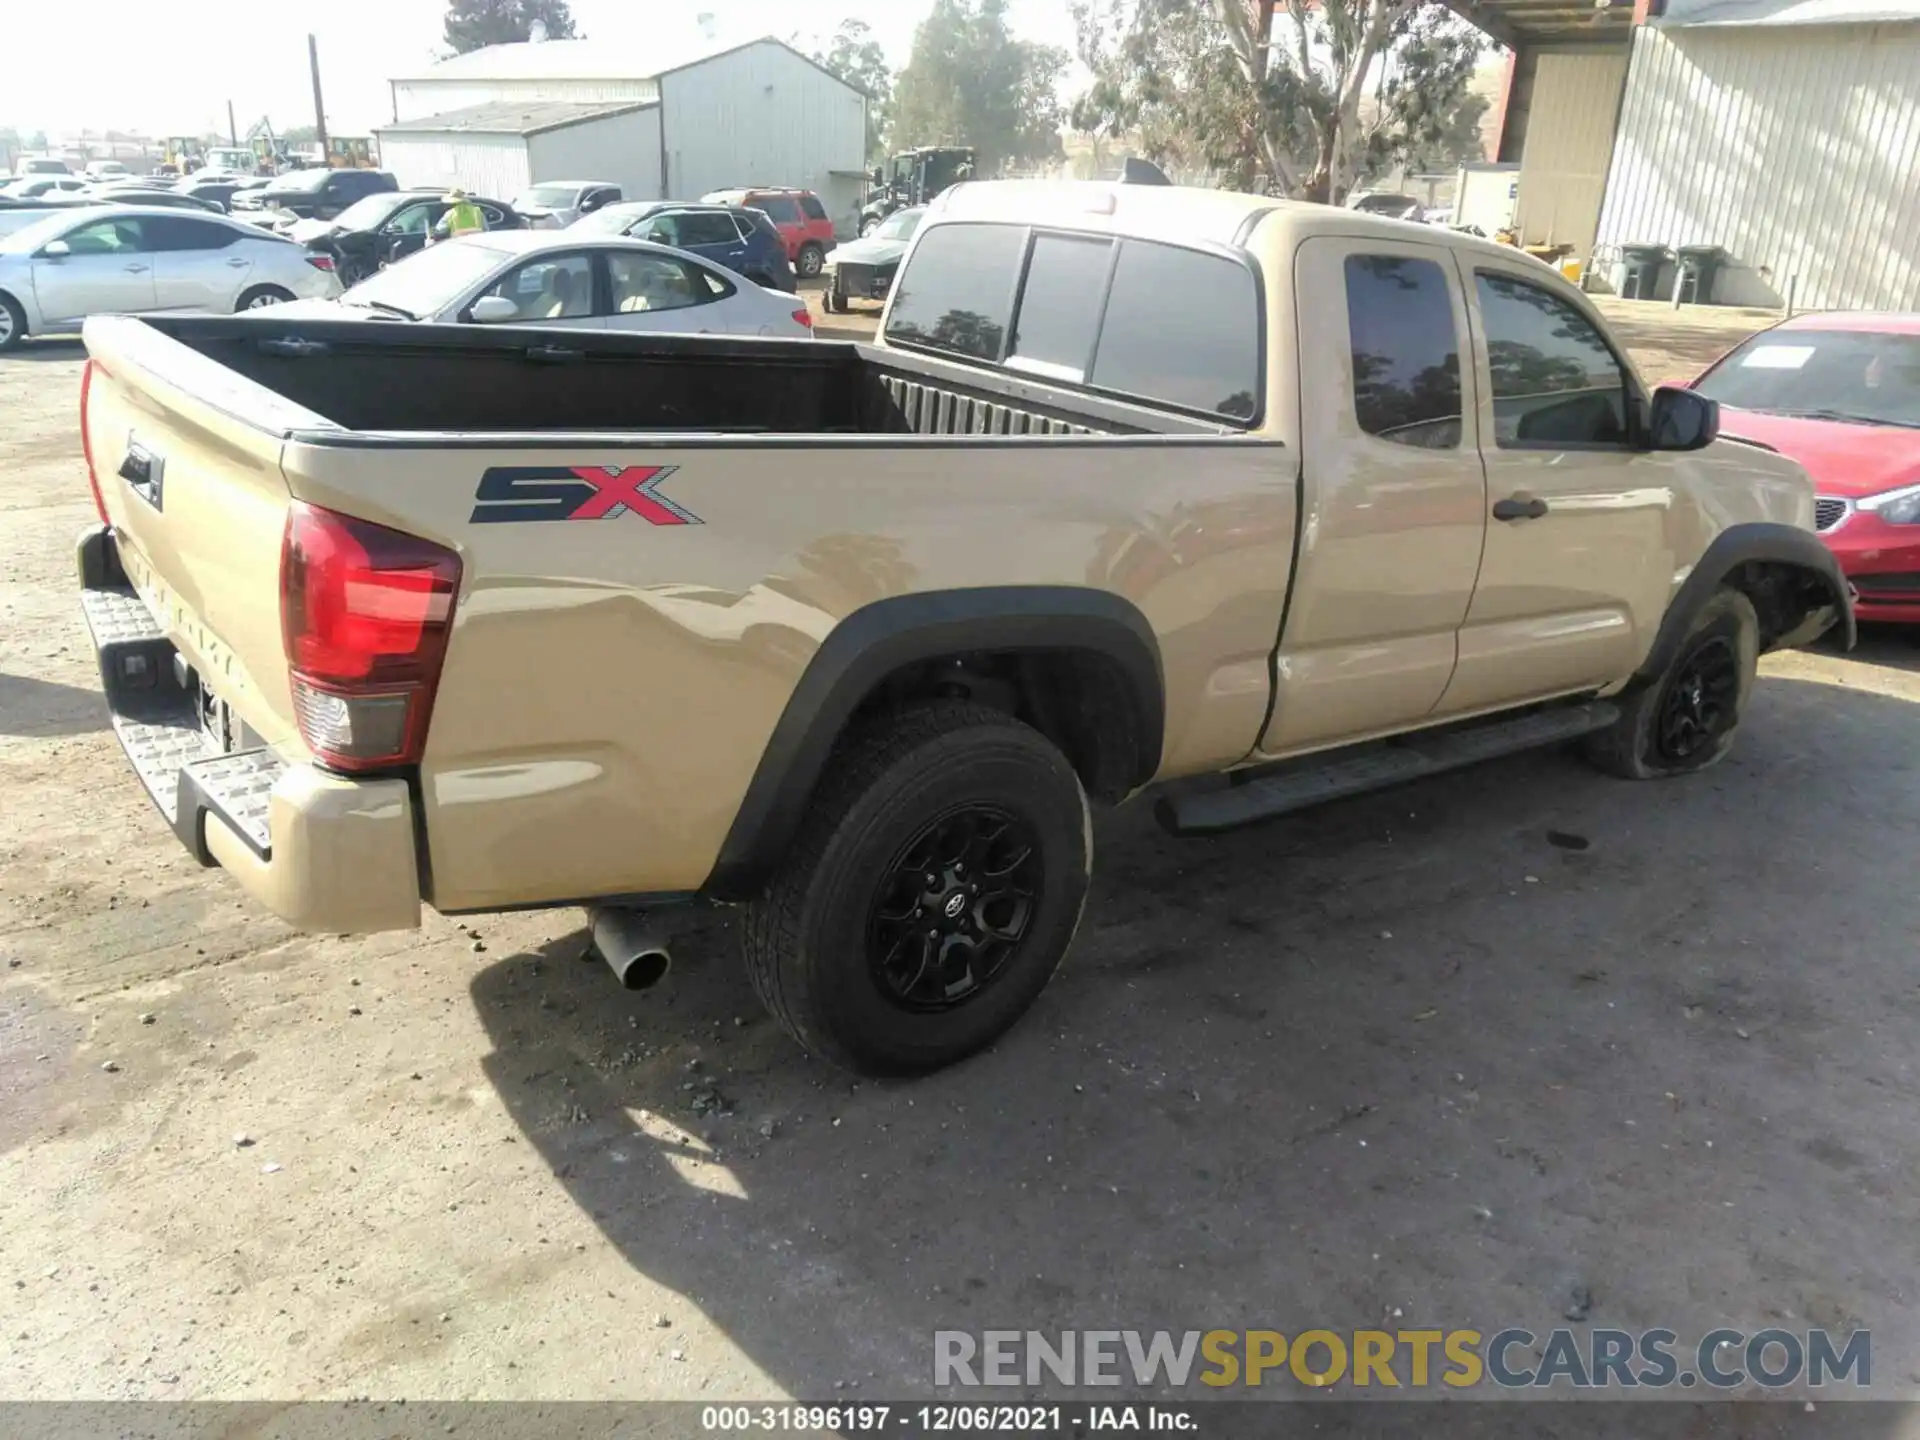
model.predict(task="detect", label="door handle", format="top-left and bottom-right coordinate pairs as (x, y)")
top-left (226, 257), bottom-right (250, 267)
top-left (1492, 496), bottom-right (1549, 522)
top-left (124, 264), bottom-right (149, 274)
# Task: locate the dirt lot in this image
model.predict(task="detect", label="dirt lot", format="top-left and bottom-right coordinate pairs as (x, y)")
top-left (4, 311), bottom-right (1919, 1408)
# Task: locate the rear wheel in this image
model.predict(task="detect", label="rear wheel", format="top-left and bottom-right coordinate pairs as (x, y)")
top-left (0, 293), bottom-right (24, 352)
top-left (796, 242), bottom-right (826, 279)
top-left (742, 702), bottom-right (1091, 1076)
top-left (1585, 587), bottom-right (1759, 779)
top-left (236, 285), bottom-right (294, 311)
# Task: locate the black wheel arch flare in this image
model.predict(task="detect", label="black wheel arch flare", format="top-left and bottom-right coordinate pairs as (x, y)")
top-left (703, 586), bottom-right (1165, 901)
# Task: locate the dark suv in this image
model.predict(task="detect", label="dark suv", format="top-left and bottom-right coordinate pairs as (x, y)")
top-left (571, 201), bottom-right (797, 292)
top-left (699, 187), bottom-right (835, 278)
top-left (243, 169), bottom-right (398, 226)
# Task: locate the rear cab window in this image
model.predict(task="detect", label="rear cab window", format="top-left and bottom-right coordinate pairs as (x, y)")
top-left (1344, 254), bottom-right (1463, 449)
top-left (886, 220), bottom-right (1262, 423)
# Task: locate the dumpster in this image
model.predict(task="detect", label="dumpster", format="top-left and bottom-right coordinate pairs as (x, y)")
top-left (1674, 245), bottom-right (1728, 305)
top-left (1613, 243), bottom-right (1671, 300)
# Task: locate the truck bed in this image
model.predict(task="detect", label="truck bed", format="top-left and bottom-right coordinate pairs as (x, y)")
top-left (137, 315), bottom-right (1235, 439)
top-left (81, 313), bottom-right (1292, 920)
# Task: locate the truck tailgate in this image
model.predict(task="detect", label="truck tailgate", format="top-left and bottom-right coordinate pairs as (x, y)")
top-left (82, 316), bottom-right (315, 756)
top-left (76, 317), bottom-right (424, 933)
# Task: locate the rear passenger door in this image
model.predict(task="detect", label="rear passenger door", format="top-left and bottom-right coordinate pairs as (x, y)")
top-left (603, 250), bottom-right (737, 333)
top-left (665, 210), bottom-right (751, 272)
top-left (1437, 260), bottom-right (1672, 714)
top-left (1261, 236), bottom-right (1486, 752)
top-left (146, 215), bottom-right (248, 312)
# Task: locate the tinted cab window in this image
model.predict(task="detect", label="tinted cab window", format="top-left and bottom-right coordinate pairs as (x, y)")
top-left (1345, 255), bottom-right (1462, 449)
top-left (1092, 241), bottom-right (1258, 420)
top-left (887, 221), bottom-right (1261, 421)
top-left (1475, 272), bottom-right (1631, 446)
top-left (885, 222), bottom-right (1024, 361)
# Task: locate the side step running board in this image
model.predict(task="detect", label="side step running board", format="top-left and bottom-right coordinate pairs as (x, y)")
top-left (1157, 701), bottom-right (1619, 836)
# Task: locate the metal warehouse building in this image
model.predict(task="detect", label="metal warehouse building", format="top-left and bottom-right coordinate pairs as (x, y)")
top-left (378, 35), bottom-right (868, 228)
top-left (1459, 0), bottom-right (1920, 311)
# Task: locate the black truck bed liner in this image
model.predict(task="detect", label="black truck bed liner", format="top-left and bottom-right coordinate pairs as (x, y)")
top-left (138, 316), bottom-right (1233, 440)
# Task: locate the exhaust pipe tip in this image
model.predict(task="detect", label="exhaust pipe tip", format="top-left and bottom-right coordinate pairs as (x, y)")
top-left (590, 907), bottom-right (673, 991)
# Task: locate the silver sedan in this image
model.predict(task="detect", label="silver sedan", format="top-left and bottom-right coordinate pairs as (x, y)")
top-left (0, 205), bottom-right (343, 351)
top-left (269, 232), bottom-right (815, 339)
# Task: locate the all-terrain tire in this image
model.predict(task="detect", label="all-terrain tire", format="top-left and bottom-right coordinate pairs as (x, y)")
top-left (741, 701), bottom-right (1092, 1076)
top-left (1584, 586), bottom-right (1759, 780)
top-left (796, 242), bottom-right (826, 279)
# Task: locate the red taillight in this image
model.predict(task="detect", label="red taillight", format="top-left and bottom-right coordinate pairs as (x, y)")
top-left (305, 254), bottom-right (335, 272)
top-left (792, 308), bottom-right (814, 329)
top-left (280, 502), bottom-right (461, 773)
top-left (80, 360), bottom-right (109, 525)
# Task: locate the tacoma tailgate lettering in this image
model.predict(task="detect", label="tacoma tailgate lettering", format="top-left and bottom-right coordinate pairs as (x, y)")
top-left (470, 465), bottom-right (700, 526)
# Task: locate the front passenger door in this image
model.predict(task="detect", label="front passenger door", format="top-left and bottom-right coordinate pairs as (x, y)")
top-left (1437, 264), bottom-right (1674, 715)
top-left (468, 252), bottom-right (599, 328)
top-left (31, 216), bottom-right (157, 325)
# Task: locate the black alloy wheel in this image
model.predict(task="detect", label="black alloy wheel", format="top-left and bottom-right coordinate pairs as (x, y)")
top-left (868, 805), bottom-right (1043, 1012)
top-left (1654, 636), bottom-right (1739, 764)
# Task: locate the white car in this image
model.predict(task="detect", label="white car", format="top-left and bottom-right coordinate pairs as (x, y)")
top-left (511, 180), bottom-right (622, 229)
top-left (1, 176), bottom-right (88, 202)
top-left (0, 206), bottom-right (342, 351)
top-left (84, 161), bottom-right (130, 182)
top-left (268, 232), bottom-right (815, 338)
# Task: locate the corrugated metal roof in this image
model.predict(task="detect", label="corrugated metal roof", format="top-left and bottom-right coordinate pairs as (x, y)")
top-left (376, 99), bottom-right (656, 137)
top-left (396, 33), bottom-right (766, 81)
top-left (1656, 0), bottom-right (1920, 23)
top-left (393, 35), bottom-right (866, 96)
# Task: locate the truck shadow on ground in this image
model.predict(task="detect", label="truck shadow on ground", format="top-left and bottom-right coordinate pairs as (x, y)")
top-left (468, 670), bottom-right (1920, 1417)
top-left (0, 672), bottom-right (108, 737)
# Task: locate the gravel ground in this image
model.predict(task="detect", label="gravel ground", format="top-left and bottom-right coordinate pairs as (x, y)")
top-left (3, 315), bottom-right (1918, 1410)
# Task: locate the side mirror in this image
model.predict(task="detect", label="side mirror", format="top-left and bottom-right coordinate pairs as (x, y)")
top-left (469, 294), bottom-right (518, 324)
top-left (41, 240), bottom-right (70, 258)
top-left (869, 167), bottom-right (883, 186)
top-left (1648, 385), bottom-right (1720, 451)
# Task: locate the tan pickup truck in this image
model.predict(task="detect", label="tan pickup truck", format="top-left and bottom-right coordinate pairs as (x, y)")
top-left (76, 181), bottom-right (1850, 1075)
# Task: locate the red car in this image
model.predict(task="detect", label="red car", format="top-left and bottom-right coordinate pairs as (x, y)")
top-left (1693, 313), bottom-right (1920, 623)
top-left (700, 187), bottom-right (835, 279)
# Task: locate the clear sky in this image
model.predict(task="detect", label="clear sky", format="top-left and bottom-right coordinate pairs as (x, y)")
top-left (4, 0), bottom-right (1080, 141)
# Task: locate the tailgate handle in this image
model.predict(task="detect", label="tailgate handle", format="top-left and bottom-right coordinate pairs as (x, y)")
top-left (525, 344), bottom-right (584, 364)
top-left (119, 441), bottom-right (165, 510)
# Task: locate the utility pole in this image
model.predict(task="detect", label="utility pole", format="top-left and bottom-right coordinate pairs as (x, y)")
top-left (227, 101), bottom-right (238, 146)
top-left (308, 33), bottom-right (329, 158)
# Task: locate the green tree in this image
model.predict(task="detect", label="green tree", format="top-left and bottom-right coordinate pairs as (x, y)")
top-left (1073, 0), bottom-right (1484, 200)
top-left (811, 18), bottom-right (894, 163)
top-left (893, 0), bottom-right (1068, 173)
top-left (444, 0), bottom-right (578, 54)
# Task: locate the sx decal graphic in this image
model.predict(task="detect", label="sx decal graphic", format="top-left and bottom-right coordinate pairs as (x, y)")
top-left (469, 465), bottom-right (702, 525)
